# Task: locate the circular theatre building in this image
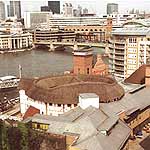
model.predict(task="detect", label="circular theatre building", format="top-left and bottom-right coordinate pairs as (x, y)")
top-left (19, 75), bottom-right (124, 117)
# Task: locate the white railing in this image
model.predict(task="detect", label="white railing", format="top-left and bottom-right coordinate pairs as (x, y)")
top-left (0, 79), bottom-right (20, 89)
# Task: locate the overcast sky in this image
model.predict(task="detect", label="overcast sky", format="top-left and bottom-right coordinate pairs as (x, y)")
top-left (3, 0), bottom-right (150, 16)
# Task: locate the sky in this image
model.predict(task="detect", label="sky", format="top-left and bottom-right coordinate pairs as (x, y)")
top-left (3, 0), bottom-right (150, 16)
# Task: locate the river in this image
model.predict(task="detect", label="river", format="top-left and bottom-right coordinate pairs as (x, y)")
top-left (0, 48), bottom-right (105, 78)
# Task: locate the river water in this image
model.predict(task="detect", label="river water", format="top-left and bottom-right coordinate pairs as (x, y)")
top-left (0, 48), bottom-right (105, 78)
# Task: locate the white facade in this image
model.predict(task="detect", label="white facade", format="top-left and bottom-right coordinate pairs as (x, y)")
top-left (48, 14), bottom-right (103, 29)
top-left (0, 32), bottom-right (32, 50)
top-left (109, 27), bottom-right (150, 78)
top-left (79, 93), bottom-right (99, 109)
top-left (19, 90), bottom-right (77, 116)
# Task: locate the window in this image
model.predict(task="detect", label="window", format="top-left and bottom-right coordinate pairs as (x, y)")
top-left (49, 103), bottom-right (52, 106)
top-left (37, 123), bottom-right (40, 129)
top-left (58, 104), bottom-right (61, 107)
top-left (78, 68), bottom-right (80, 74)
top-left (67, 104), bottom-right (71, 107)
top-left (87, 68), bottom-right (90, 74)
top-left (129, 38), bottom-right (137, 43)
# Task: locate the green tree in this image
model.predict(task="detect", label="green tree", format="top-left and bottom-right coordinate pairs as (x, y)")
top-left (18, 122), bottom-right (28, 150)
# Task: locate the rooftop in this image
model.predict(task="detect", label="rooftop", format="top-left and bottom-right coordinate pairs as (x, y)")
top-left (112, 27), bottom-right (150, 36)
top-left (19, 75), bottom-right (124, 104)
top-left (123, 19), bottom-right (150, 27)
top-left (100, 86), bottom-right (150, 116)
top-left (25, 106), bottom-right (131, 150)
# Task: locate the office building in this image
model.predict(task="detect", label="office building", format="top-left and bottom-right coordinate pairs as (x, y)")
top-left (107, 3), bottom-right (118, 14)
top-left (0, 1), bottom-right (5, 20)
top-left (48, 1), bottom-right (60, 14)
top-left (9, 1), bottom-right (21, 18)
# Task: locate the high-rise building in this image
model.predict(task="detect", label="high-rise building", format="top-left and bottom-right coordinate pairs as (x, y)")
top-left (77, 5), bottom-right (82, 17)
top-left (83, 8), bottom-right (88, 14)
top-left (9, 1), bottom-right (21, 18)
top-left (48, 1), bottom-right (60, 14)
top-left (7, 5), bottom-right (10, 17)
top-left (41, 6), bottom-right (51, 12)
top-left (107, 3), bottom-right (118, 14)
top-left (0, 1), bottom-right (5, 20)
top-left (63, 3), bottom-right (73, 17)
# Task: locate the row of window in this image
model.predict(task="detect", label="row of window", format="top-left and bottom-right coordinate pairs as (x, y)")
top-left (128, 49), bottom-right (137, 53)
top-left (129, 38), bottom-right (137, 43)
top-left (49, 103), bottom-right (77, 107)
top-left (32, 122), bottom-right (49, 130)
top-left (65, 28), bottom-right (103, 32)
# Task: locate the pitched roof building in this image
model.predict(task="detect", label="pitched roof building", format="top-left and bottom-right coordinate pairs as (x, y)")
top-left (25, 106), bottom-right (131, 150)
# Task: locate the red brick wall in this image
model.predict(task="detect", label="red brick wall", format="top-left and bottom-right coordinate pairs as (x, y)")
top-left (73, 55), bottom-right (93, 75)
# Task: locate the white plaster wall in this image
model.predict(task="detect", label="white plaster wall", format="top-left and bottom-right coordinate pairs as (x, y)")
top-left (79, 96), bottom-right (99, 109)
top-left (19, 90), bottom-right (28, 114)
top-left (20, 89), bottom-right (76, 116)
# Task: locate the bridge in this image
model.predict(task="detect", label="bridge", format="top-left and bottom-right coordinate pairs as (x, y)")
top-left (0, 79), bottom-right (20, 89)
top-left (34, 41), bottom-right (106, 51)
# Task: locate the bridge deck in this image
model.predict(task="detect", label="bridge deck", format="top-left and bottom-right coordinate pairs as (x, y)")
top-left (34, 41), bottom-right (106, 48)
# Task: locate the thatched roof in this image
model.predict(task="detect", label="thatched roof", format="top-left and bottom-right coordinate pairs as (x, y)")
top-left (124, 65), bottom-right (146, 84)
top-left (19, 75), bottom-right (124, 104)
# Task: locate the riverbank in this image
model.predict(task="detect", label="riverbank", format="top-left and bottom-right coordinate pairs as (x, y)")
top-left (0, 48), bottom-right (32, 54)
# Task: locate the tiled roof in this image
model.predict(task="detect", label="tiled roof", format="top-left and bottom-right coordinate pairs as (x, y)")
top-left (25, 106), bottom-right (131, 150)
top-left (23, 106), bottom-right (40, 120)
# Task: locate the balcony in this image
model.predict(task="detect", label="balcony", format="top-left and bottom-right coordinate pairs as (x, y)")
top-left (115, 66), bottom-right (124, 71)
top-left (114, 72), bottom-right (124, 78)
top-left (109, 50), bottom-right (114, 54)
top-left (109, 44), bottom-right (114, 49)
top-left (114, 56), bottom-right (124, 61)
top-left (115, 61), bottom-right (124, 66)
top-left (109, 64), bottom-right (115, 70)
top-left (109, 54), bottom-right (114, 59)
top-left (115, 50), bottom-right (124, 55)
top-left (109, 60), bottom-right (115, 65)
top-left (114, 40), bottom-right (126, 44)
top-left (115, 45), bottom-right (125, 50)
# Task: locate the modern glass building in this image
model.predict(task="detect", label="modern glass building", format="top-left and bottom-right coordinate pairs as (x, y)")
top-left (107, 3), bottom-right (118, 14)
top-left (9, 1), bottom-right (21, 18)
top-left (0, 1), bottom-right (5, 20)
top-left (48, 1), bottom-right (60, 14)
